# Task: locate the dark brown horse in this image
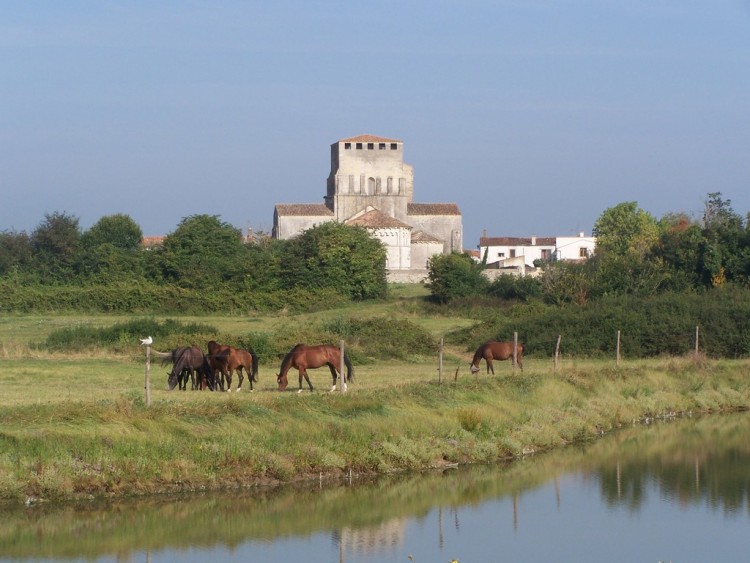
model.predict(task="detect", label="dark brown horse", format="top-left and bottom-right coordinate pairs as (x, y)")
top-left (277, 344), bottom-right (353, 392)
top-left (207, 340), bottom-right (259, 392)
top-left (167, 346), bottom-right (216, 391)
top-left (470, 340), bottom-right (524, 374)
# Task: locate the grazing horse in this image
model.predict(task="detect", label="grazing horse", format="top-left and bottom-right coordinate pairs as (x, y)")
top-left (207, 340), bottom-right (259, 392)
top-left (167, 346), bottom-right (216, 391)
top-left (277, 344), bottom-right (353, 392)
top-left (470, 340), bottom-right (524, 374)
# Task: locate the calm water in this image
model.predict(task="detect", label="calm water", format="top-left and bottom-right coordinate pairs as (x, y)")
top-left (2, 412), bottom-right (749, 562)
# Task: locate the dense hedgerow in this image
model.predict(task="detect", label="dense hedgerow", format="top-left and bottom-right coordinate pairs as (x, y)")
top-left (448, 286), bottom-right (750, 359)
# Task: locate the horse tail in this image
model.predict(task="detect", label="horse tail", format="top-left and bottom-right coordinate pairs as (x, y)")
top-left (250, 348), bottom-right (259, 382)
top-left (344, 352), bottom-right (354, 382)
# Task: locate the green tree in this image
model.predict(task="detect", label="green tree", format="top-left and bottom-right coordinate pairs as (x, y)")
top-left (700, 192), bottom-right (749, 286)
top-left (81, 214), bottom-right (143, 251)
top-left (653, 212), bottom-right (704, 290)
top-left (590, 202), bottom-right (666, 296)
top-left (30, 212), bottom-right (82, 282)
top-left (592, 201), bottom-right (659, 257)
top-left (280, 222), bottom-right (387, 299)
top-left (159, 215), bottom-right (250, 289)
top-left (427, 252), bottom-right (488, 303)
top-left (0, 230), bottom-right (32, 277)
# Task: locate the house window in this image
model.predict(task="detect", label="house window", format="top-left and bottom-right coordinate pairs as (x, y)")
top-left (390, 143), bottom-right (398, 150)
top-left (356, 143), bottom-right (363, 149)
top-left (367, 143), bottom-right (374, 149)
top-left (509, 249), bottom-right (516, 258)
top-left (541, 249), bottom-right (551, 260)
top-left (344, 142), bottom-right (351, 149)
top-left (498, 252), bottom-right (505, 258)
top-left (579, 247), bottom-right (589, 258)
top-left (379, 143), bottom-right (386, 149)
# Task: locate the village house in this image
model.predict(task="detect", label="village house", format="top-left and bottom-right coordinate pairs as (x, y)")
top-left (273, 135), bottom-right (463, 282)
top-left (478, 232), bottom-right (596, 277)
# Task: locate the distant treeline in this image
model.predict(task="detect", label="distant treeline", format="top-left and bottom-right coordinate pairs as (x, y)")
top-left (0, 213), bottom-right (387, 313)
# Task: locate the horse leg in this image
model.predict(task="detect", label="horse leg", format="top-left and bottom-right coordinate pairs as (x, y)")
top-left (486, 358), bottom-right (494, 375)
top-left (328, 363), bottom-right (338, 392)
top-left (298, 368), bottom-right (313, 393)
top-left (236, 368), bottom-right (244, 392)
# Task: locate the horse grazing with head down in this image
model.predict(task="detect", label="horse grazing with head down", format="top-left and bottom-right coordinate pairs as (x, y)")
top-left (207, 340), bottom-right (259, 392)
top-left (277, 344), bottom-right (353, 392)
top-left (470, 340), bottom-right (524, 374)
top-left (167, 346), bottom-right (216, 391)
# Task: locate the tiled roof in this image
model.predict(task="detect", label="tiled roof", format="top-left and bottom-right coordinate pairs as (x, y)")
top-left (141, 236), bottom-right (165, 247)
top-left (339, 134), bottom-right (402, 143)
top-left (411, 230), bottom-right (442, 243)
top-left (345, 209), bottom-right (412, 229)
top-left (275, 204), bottom-right (334, 216)
top-left (480, 236), bottom-right (557, 246)
top-left (407, 203), bottom-right (461, 216)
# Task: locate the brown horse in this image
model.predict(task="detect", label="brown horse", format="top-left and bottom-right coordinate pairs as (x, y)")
top-left (277, 344), bottom-right (353, 392)
top-left (207, 340), bottom-right (259, 392)
top-left (166, 346), bottom-right (216, 391)
top-left (470, 340), bottom-right (524, 374)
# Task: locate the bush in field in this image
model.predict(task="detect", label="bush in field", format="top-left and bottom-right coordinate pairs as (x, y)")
top-left (323, 316), bottom-right (437, 361)
top-left (42, 318), bottom-right (218, 351)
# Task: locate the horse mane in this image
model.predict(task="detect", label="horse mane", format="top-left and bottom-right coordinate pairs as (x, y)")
top-left (280, 344), bottom-right (304, 371)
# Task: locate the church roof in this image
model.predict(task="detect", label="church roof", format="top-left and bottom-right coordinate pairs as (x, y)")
top-left (407, 203), bottom-right (461, 216)
top-left (275, 204), bottom-right (333, 216)
top-left (345, 208), bottom-right (412, 229)
top-left (480, 236), bottom-right (557, 246)
top-left (411, 230), bottom-right (442, 243)
top-left (338, 134), bottom-right (402, 144)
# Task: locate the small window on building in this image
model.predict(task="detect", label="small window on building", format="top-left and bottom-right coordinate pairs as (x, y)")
top-left (344, 142), bottom-right (351, 149)
top-left (390, 143), bottom-right (398, 150)
top-left (379, 143), bottom-right (386, 149)
top-left (541, 249), bottom-right (551, 260)
top-left (367, 143), bottom-right (374, 149)
top-left (579, 247), bottom-right (588, 258)
top-left (356, 143), bottom-right (363, 149)
top-left (498, 252), bottom-right (505, 258)
top-left (509, 249), bottom-right (516, 258)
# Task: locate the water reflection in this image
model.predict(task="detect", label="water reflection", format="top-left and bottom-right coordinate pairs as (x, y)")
top-left (1, 412), bottom-right (749, 561)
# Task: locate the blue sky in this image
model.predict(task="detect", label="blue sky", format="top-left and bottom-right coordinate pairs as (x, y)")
top-left (2, 1), bottom-right (749, 248)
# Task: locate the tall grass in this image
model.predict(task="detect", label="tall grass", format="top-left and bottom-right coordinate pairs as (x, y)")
top-left (1, 350), bottom-right (749, 503)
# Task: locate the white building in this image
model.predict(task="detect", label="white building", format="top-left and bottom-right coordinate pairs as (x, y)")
top-left (478, 233), bottom-right (596, 276)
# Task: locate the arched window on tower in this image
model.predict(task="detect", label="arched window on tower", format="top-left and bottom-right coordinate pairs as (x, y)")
top-left (368, 177), bottom-right (376, 194)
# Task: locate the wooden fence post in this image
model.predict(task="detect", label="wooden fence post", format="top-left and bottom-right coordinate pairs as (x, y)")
top-left (554, 335), bottom-right (561, 371)
top-left (616, 330), bottom-right (621, 367)
top-left (694, 325), bottom-right (700, 359)
top-left (144, 345), bottom-right (152, 407)
top-left (513, 331), bottom-right (518, 374)
top-left (438, 337), bottom-right (444, 384)
top-left (339, 340), bottom-right (347, 393)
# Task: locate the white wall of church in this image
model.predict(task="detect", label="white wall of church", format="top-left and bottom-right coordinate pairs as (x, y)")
top-left (411, 241), bottom-right (445, 270)
top-left (274, 216), bottom-right (333, 239)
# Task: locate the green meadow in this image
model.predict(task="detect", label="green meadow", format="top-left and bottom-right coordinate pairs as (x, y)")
top-left (1, 286), bottom-right (749, 504)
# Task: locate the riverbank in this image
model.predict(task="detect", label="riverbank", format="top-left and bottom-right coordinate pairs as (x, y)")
top-left (1, 355), bottom-right (748, 504)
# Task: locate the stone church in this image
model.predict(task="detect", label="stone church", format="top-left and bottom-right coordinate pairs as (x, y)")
top-left (273, 134), bottom-right (463, 281)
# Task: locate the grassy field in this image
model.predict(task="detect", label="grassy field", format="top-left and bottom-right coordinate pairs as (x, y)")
top-left (1, 286), bottom-right (749, 504)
